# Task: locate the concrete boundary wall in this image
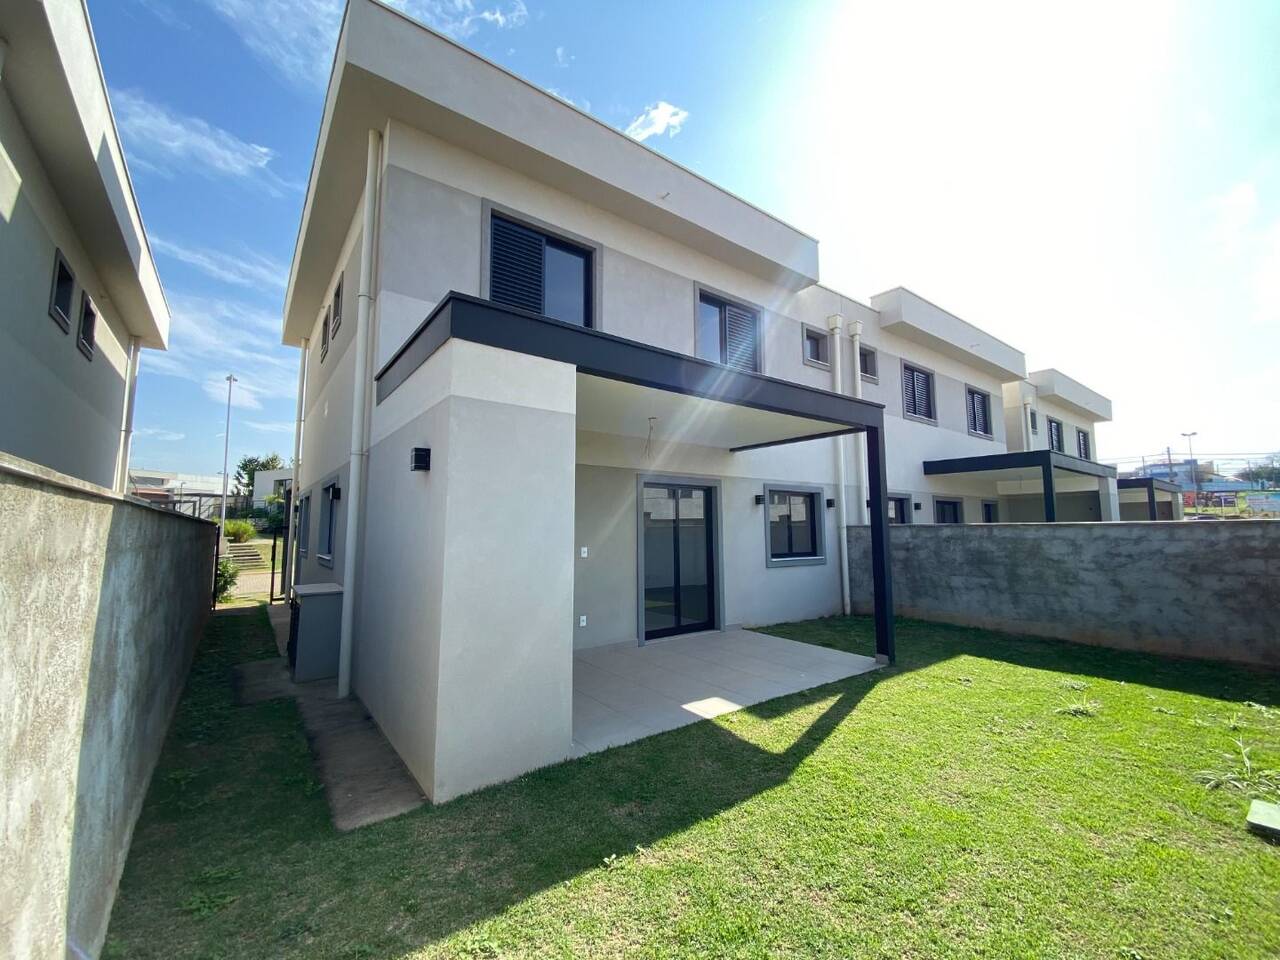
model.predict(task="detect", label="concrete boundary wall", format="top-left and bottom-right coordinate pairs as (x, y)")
top-left (0, 454), bottom-right (216, 960)
top-left (847, 521), bottom-right (1280, 667)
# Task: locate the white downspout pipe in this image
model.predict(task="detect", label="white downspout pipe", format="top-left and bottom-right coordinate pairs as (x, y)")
top-left (114, 335), bottom-right (141, 493)
top-left (286, 337), bottom-right (309, 591)
top-left (1022, 399), bottom-right (1033, 450)
top-left (828, 314), bottom-right (852, 617)
top-left (337, 129), bottom-right (382, 699)
top-left (849, 317), bottom-right (868, 525)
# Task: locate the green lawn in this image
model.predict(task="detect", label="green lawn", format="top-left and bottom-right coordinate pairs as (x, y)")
top-left (105, 607), bottom-right (1280, 959)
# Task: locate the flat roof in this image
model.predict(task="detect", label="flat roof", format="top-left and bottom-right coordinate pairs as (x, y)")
top-left (0, 0), bottom-right (169, 348)
top-left (284, 0), bottom-right (821, 344)
top-left (870, 287), bottom-right (1027, 382)
top-left (924, 450), bottom-right (1117, 481)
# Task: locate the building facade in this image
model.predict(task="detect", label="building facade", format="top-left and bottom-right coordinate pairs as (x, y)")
top-left (284, 0), bottom-right (1127, 802)
top-left (0, 1), bottom-right (169, 491)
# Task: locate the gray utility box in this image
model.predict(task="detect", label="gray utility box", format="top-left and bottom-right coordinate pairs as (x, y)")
top-left (290, 582), bottom-right (344, 682)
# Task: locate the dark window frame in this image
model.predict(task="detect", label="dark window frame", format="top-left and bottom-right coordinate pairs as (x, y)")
top-left (1030, 409), bottom-right (1039, 434)
top-left (801, 324), bottom-right (829, 369)
top-left (331, 273), bottom-right (343, 337)
top-left (320, 304), bottom-right (331, 361)
top-left (965, 385), bottom-right (993, 437)
top-left (49, 249), bottom-right (75, 333)
top-left (297, 494), bottom-right (311, 556)
top-left (1076, 428), bottom-right (1091, 460)
top-left (1047, 416), bottom-right (1065, 452)
top-left (981, 500), bottom-right (1000, 523)
top-left (318, 481), bottom-right (338, 565)
top-left (76, 293), bottom-right (97, 360)
top-left (488, 211), bottom-right (595, 328)
top-left (901, 361), bottom-right (937, 423)
top-left (697, 289), bottom-right (761, 373)
top-left (764, 485), bottom-right (825, 566)
top-left (887, 495), bottom-right (911, 525)
top-left (859, 345), bottom-right (878, 382)
top-left (934, 498), bottom-right (964, 524)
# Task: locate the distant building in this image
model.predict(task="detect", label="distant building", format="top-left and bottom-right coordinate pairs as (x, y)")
top-left (251, 467), bottom-right (293, 504)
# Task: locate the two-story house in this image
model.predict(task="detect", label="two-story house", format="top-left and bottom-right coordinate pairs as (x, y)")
top-left (0, 0), bottom-right (169, 491)
top-left (282, 0), bottom-right (1123, 802)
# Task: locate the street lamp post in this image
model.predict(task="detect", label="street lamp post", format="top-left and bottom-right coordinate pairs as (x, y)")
top-left (1181, 431), bottom-right (1198, 514)
top-left (219, 374), bottom-right (237, 533)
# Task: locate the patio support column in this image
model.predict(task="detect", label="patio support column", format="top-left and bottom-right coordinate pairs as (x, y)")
top-left (1146, 480), bottom-right (1158, 521)
top-left (1041, 462), bottom-right (1057, 522)
top-left (866, 422), bottom-right (895, 663)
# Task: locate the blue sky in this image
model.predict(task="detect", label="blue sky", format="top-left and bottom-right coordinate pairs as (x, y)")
top-left (92, 0), bottom-right (1278, 476)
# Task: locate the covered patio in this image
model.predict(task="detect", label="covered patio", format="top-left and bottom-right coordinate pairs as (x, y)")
top-left (572, 628), bottom-right (880, 755)
top-left (924, 450), bottom-right (1119, 522)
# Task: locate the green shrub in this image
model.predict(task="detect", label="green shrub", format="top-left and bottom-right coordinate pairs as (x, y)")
top-left (221, 519), bottom-right (255, 543)
top-left (214, 558), bottom-right (239, 601)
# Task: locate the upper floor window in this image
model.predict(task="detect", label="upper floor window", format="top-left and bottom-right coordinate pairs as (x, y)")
top-left (1030, 409), bottom-right (1038, 434)
top-left (490, 214), bottom-right (592, 327)
top-left (297, 495), bottom-right (311, 555)
top-left (331, 274), bottom-right (344, 337)
top-left (768, 489), bottom-right (820, 559)
top-left (1076, 428), bottom-right (1091, 460)
top-left (1047, 417), bottom-right (1065, 452)
top-left (320, 304), bottom-right (331, 361)
top-left (966, 387), bottom-right (992, 436)
top-left (49, 250), bottom-right (75, 332)
top-left (802, 327), bottom-right (828, 366)
top-left (859, 346), bottom-right (878, 380)
top-left (77, 294), bottom-right (97, 360)
top-left (902, 363), bottom-right (935, 420)
top-left (696, 292), bottom-right (759, 372)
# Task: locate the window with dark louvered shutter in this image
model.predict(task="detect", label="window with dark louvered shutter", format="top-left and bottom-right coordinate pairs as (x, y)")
top-left (903, 364), bottom-right (934, 419)
top-left (967, 388), bottom-right (989, 435)
top-left (490, 216), bottom-right (545, 314)
top-left (1077, 429), bottom-right (1091, 460)
top-left (723, 303), bottom-right (759, 372)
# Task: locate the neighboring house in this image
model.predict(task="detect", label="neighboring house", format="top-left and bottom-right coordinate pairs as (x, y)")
top-left (251, 467), bottom-right (292, 504)
top-left (0, 1), bottom-right (169, 491)
top-left (1127, 458), bottom-right (1213, 489)
top-left (281, 0), bottom-right (1126, 802)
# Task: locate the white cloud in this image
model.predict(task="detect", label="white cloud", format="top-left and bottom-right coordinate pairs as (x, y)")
top-left (151, 237), bottom-right (286, 291)
top-left (555, 45), bottom-right (570, 67)
top-left (141, 294), bottom-right (298, 413)
top-left (136, 427), bottom-right (186, 441)
top-left (202, 0), bottom-right (529, 88)
top-left (624, 101), bottom-right (689, 142)
top-left (112, 90), bottom-right (295, 194)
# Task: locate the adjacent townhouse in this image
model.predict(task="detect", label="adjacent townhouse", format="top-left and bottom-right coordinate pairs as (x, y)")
top-left (282, 0), bottom-right (1124, 803)
top-left (0, 0), bottom-right (169, 490)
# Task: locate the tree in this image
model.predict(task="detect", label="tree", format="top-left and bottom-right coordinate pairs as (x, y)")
top-left (1238, 459), bottom-right (1280, 488)
top-left (234, 453), bottom-right (285, 497)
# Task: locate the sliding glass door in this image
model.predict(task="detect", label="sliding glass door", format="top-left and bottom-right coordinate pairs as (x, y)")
top-left (642, 484), bottom-right (715, 640)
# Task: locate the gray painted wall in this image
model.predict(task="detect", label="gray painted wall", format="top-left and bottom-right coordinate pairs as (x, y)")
top-left (0, 454), bottom-right (215, 960)
top-left (847, 522), bottom-right (1280, 666)
top-left (0, 87), bottom-right (133, 490)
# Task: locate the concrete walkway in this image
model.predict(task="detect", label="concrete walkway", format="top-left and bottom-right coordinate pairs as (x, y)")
top-left (572, 629), bottom-right (880, 756)
top-left (232, 658), bottom-right (425, 831)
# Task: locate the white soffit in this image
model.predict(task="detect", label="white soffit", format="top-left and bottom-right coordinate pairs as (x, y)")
top-left (1028, 368), bottom-right (1113, 422)
top-left (283, 0), bottom-right (820, 344)
top-left (871, 287), bottom-right (1026, 383)
top-left (575, 374), bottom-right (846, 451)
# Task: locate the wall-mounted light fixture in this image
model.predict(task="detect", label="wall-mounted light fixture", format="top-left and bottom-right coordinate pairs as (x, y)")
top-left (410, 447), bottom-right (431, 472)
top-left (913, 501), bottom-right (922, 511)
top-left (825, 498), bottom-right (835, 508)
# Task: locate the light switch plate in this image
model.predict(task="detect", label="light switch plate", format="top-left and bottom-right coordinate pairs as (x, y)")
top-left (580, 546), bottom-right (589, 558)
top-left (578, 615), bottom-right (587, 627)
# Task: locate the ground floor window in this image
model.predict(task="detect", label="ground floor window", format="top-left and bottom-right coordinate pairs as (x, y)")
top-left (768, 489), bottom-right (820, 559)
top-left (319, 483), bottom-right (339, 560)
top-left (934, 499), bottom-right (963, 524)
top-left (982, 501), bottom-right (999, 523)
top-left (888, 496), bottom-right (910, 524)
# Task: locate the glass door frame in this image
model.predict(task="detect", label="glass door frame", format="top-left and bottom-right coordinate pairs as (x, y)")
top-left (634, 473), bottom-right (723, 645)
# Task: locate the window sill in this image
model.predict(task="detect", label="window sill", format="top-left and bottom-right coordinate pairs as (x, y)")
top-left (766, 554), bottom-right (827, 569)
top-left (860, 373), bottom-right (878, 384)
top-left (902, 412), bottom-right (937, 427)
top-left (802, 356), bottom-right (831, 371)
top-left (77, 338), bottom-right (94, 361)
top-left (317, 554), bottom-right (333, 568)
top-left (968, 429), bottom-right (995, 441)
top-left (49, 308), bottom-right (71, 333)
